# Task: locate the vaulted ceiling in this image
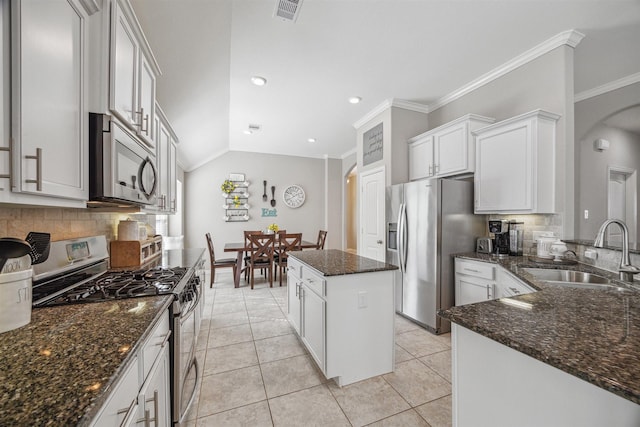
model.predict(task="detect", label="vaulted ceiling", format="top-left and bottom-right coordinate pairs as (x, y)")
top-left (130, 0), bottom-right (640, 172)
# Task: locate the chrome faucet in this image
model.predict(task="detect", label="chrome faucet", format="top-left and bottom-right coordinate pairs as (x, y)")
top-left (593, 219), bottom-right (640, 282)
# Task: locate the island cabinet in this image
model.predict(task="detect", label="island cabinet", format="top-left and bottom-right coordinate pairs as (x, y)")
top-left (287, 250), bottom-right (397, 386)
top-left (408, 114), bottom-right (495, 181)
top-left (473, 109), bottom-right (560, 214)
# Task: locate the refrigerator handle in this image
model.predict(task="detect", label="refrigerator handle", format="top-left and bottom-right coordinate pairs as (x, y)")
top-left (396, 204), bottom-right (403, 272)
top-left (398, 203), bottom-right (407, 273)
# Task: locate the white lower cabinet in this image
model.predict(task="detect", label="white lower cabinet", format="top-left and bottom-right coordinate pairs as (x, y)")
top-left (452, 324), bottom-right (640, 426)
top-left (300, 282), bottom-right (326, 371)
top-left (287, 257), bottom-right (395, 386)
top-left (454, 259), bottom-right (496, 305)
top-left (496, 268), bottom-right (535, 298)
top-left (139, 345), bottom-right (170, 427)
top-left (91, 310), bottom-right (170, 426)
top-left (455, 258), bottom-right (534, 305)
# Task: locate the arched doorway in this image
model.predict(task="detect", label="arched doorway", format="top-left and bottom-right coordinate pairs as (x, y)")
top-left (345, 165), bottom-right (357, 253)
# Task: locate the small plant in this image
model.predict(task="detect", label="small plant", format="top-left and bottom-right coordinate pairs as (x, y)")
top-left (221, 179), bottom-right (236, 194)
top-left (233, 195), bottom-right (241, 207)
top-left (267, 223), bottom-right (279, 233)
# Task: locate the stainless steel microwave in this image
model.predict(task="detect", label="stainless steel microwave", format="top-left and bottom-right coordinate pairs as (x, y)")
top-left (88, 113), bottom-right (157, 207)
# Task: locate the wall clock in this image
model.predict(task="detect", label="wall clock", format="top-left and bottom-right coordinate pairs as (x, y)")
top-left (283, 184), bottom-right (306, 208)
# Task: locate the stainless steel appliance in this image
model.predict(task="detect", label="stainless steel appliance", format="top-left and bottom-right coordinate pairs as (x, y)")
top-left (386, 178), bottom-right (483, 334)
top-left (89, 113), bottom-right (158, 207)
top-left (488, 219), bottom-right (510, 257)
top-left (31, 236), bottom-right (204, 426)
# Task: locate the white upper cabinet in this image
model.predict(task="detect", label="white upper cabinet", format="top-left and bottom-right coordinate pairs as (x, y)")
top-left (7, 0), bottom-right (93, 205)
top-left (109, 0), bottom-right (158, 150)
top-left (152, 105), bottom-right (178, 213)
top-left (474, 109), bottom-right (560, 214)
top-left (408, 114), bottom-right (495, 180)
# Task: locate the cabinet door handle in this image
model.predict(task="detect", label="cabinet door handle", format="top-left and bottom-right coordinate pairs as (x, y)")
top-left (376, 240), bottom-right (383, 244)
top-left (156, 329), bottom-right (172, 347)
top-left (463, 268), bottom-right (480, 273)
top-left (428, 165), bottom-right (432, 176)
top-left (117, 398), bottom-right (137, 427)
top-left (295, 283), bottom-right (299, 297)
top-left (435, 164), bottom-right (440, 174)
top-left (145, 390), bottom-right (159, 426)
top-left (143, 113), bottom-right (150, 135)
top-left (0, 146), bottom-right (10, 181)
top-left (486, 284), bottom-right (492, 300)
top-left (509, 287), bottom-right (521, 294)
top-left (137, 408), bottom-right (151, 427)
top-left (25, 147), bottom-right (42, 191)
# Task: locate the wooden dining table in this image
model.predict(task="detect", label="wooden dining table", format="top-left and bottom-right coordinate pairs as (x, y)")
top-left (224, 239), bottom-right (317, 288)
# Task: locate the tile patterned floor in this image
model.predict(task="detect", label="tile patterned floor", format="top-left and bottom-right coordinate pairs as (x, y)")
top-left (186, 271), bottom-right (452, 427)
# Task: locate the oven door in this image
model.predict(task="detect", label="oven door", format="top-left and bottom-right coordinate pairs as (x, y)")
top-left (173, 279), bottom-right (202, 424)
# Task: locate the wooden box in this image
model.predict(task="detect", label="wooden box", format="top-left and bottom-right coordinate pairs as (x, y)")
top-left (110, 235), bottom-right (163, 268)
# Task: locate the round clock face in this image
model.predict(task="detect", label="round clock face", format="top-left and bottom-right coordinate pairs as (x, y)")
top-left (283, 184), bottom-right (305, 208)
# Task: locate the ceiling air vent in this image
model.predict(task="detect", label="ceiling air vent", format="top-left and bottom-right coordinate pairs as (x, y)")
top-left (274, 0), bottom-right (304, 22)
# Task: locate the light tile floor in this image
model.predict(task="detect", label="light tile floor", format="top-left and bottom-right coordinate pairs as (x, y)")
top-left (186, 271), bottom-right (452, 427)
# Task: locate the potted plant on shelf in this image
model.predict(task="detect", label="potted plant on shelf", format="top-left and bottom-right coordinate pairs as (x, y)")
top-left (233, 195), bottom-right (241, 208)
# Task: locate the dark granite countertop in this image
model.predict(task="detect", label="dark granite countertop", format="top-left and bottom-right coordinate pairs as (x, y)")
top-left (289, 249), bottom-right (398, 276)
top-left (0, 295), bottom-right (173, 426)
top-left (441, 253), bottom-right (640, 404)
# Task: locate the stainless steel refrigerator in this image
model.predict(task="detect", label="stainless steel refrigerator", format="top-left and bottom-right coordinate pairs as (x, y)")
top-left (386, 178), bottom-right (483, 334)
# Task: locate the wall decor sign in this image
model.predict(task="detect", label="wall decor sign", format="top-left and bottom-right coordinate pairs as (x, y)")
top-left (261, 208), bottom-right (277, 217)
top-left (363, 122), bottom-right (383, 166)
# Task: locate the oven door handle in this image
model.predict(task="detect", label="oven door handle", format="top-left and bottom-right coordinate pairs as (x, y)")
top-left (178, 357), bottom-right (200, 425)
top-left (181, 286), bottom-right (201, 320)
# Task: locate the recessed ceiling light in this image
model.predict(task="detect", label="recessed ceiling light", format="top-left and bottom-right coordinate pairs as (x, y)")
top-left (251, 76), bottom-right (267, 86)
top-left (307, 138), bottom-right (316, 143)
top-left (348, 96), bottom-right (362, 104)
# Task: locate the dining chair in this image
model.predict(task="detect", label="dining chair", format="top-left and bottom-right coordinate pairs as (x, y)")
top-left (316, 230), bottom-right (328, 249)
top-left (275, 233), bottom-right (302, 286)
top-left (247, 233), bottom-right (275, 289)
top-left (206, 233), bottom-right (237, 288)
top-left (243, 230), bottom-right (262, 280)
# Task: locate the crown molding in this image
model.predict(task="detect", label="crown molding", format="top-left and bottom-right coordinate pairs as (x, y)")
top-left (574, 72), bottom-right (640, 103)
top-left (78, 0), bottom-right (101, 15)
top-left (340, 147), bottom-right (357, 160)
top-left (352, 98), bottom-right (429, 129)
top-left (430, 29), bottom-right (585, 112)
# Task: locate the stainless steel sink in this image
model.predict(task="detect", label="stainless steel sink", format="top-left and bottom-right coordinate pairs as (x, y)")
top-left (521, 268), bottom-right (633, 292)
top-left (521, 268), bottom-right (611, 284)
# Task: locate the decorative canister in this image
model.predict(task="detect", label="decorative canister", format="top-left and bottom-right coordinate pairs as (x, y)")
top-left (0, 268), bottom-right (33, 333)
top-left (536, 234), bottom-right (557, 259)
top-left (118, 220), bottom-right (139, 241)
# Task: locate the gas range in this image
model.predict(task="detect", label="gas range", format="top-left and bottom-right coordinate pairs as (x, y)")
top-left (34, 266), bottom-right (189, 307)
top-left (31, 236), bottom-right (192, 308)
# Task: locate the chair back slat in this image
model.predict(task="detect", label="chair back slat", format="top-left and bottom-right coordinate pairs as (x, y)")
top-left (206, 232), bottom-right (215, 263)
top-left (278, 233), bottom-right (302, 261)
top-left (248, 233), bottom-right (275, 261)
top-left (316, 230), bottom-right (328, 249)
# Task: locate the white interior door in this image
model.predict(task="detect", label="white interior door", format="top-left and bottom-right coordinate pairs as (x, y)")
top-left (608, 168), bottom-right (637, 245)
top-left (359, 167), bottom-right (385, 261)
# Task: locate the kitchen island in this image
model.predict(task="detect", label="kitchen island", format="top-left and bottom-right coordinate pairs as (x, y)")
top-left (441, 254), bottom-right (640, 426)
top-left (287, 249), bottom-right (398, 386)
top-left (0, 247), bottom-right (205, 426)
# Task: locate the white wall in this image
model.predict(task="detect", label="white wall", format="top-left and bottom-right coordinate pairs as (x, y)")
top-left (184, 151), bottom-right (327, 254)
top-left (574, 81), bottom-right (640, 240)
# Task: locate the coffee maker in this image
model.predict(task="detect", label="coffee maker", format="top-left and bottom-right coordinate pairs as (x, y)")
top-left (488, 220), bottom-right (510, 257)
